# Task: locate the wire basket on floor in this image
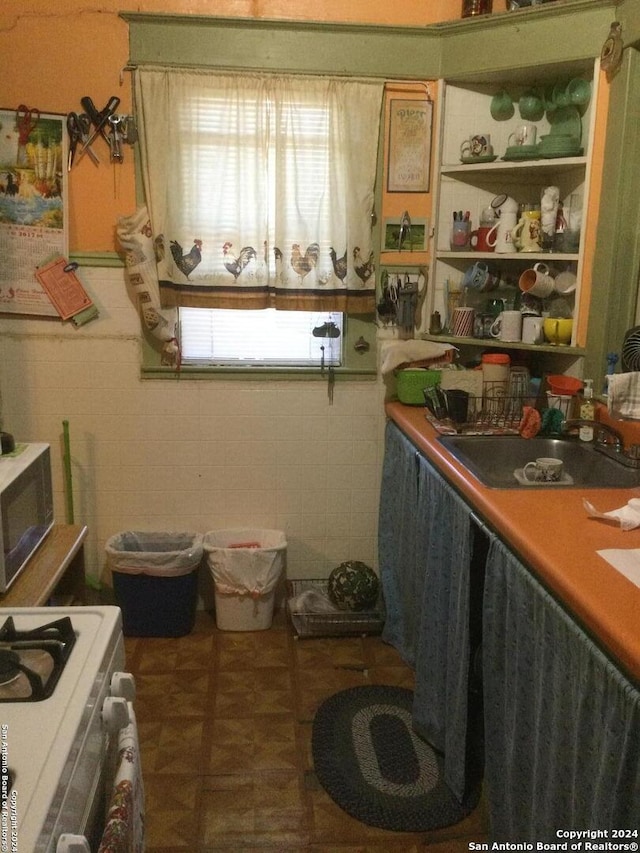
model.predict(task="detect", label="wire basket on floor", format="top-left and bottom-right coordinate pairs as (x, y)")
top-left (286, 579), bottom-right (385, 638)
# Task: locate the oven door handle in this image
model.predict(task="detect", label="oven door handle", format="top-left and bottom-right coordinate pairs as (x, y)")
top-left (56, 834), bottom-right (90, 853)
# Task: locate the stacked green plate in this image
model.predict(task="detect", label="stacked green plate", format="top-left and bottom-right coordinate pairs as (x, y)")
top-left (502, 144), bottom-right (539, 161)
top-left (538, 134), bottom-right (582, 158)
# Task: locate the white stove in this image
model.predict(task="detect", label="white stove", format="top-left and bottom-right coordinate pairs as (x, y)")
top-left (0, 606), bottom-right (139, 852)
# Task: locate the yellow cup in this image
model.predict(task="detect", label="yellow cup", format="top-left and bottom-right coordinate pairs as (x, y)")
top-left (543, 318), bottom-right (573, 346)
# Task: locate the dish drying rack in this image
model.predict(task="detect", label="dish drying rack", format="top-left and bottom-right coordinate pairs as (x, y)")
top-left (428, 387), bottom-right (534, 435)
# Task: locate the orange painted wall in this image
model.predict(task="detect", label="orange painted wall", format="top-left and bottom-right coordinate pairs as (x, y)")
top-left (1, 1), bottom-right (509, 252)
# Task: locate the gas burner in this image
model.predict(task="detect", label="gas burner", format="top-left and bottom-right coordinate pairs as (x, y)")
top-left (0, 616), bottom-right (76, 702)
top-left (0, 649), bottom-right (20, 685)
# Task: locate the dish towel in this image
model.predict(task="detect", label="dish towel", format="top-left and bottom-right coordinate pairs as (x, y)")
top-left (380, 340), bottom-right (455, 375)
top-left (607, 372), bottom-right (640, 419)
top-left (98, 703), bottom-right (145, 853)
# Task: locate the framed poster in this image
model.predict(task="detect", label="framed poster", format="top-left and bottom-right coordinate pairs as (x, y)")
top-left (0, 107), bottom-right (68, 316)
top-left (382, 217), bottom-right (429, 253)
top-left (387, 99), bottom-right (433, 193)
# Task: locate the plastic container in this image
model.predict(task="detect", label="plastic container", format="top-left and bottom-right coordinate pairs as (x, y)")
top-left (482, 353), bottom-right (510, 414)
top-left (105, 531), bottom-right (204, 637)
top-left (204, 529), bottom-right (287, 631)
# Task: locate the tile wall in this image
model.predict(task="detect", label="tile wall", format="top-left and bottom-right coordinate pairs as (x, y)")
top-left (0, 267), bottom-right (388, 589)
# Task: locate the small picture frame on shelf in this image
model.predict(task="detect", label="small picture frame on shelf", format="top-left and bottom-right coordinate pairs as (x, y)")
top-left (382, 217), bottom-right (429, 253)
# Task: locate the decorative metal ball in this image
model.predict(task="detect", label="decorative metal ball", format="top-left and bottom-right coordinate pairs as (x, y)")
top-left (327, 561), bottom-right (379, 611)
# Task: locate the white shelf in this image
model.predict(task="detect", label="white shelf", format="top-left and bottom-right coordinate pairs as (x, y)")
top-left (436, 250), bottom-right (580, 262)
top-left (440, 156), bottom-right (587, 176)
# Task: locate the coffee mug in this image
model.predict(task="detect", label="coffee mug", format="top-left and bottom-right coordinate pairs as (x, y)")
top-left (508, 124), bottom-right (537, 147)
top-left (470, 226), bottom-right (495, 253)
top-left (523, 457), bottom-right (564, 483)
top-left (522, 315), bottom-right (544, 345)
top-left (452, 306), bottom-right (476, 337)
top-left (519, 263), bottom-right (555, 298)
top-left (543, 317), bottom-right (573, 346)
top-left (462, 261), bottom-right (501, 292)
top-left (460, 134), bottom-right (492, 158)
top-left (490, 310), bottom-right (522, 342)
top-left (512, 210), bottom-right (542, 252)
top-left (462, 261), bottom-right (489, 290)
top-left (450, 219), bottom-right (472, 250)
top-left (554, 271), bottom-right (577, 294)
top-left (486, 215), bottom-right (517, 254)
top-left (474, 312), bottom-right (495, 339)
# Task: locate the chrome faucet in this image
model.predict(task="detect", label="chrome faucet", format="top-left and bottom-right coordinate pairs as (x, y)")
top-left (562, 419), bottom-right (624, 452)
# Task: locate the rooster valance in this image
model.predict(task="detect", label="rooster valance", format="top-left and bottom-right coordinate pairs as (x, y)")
top-left (133, 68), bottom-right (384, 313)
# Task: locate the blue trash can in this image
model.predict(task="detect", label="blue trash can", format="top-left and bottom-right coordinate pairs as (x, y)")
top-left (106, 531), bottom-right (204, 637)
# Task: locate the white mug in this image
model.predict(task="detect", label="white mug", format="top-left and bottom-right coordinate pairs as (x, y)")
top-left (508, 124), bottom-right (537, 147)
top-left (522, 315), bottom-right (544, 345)
top-left (460, 133), bottom-right (492, 158)
top-left (490, 310), bottom-right (522, 342)
top-left (523, 457), bottom-right (563, 483)
top-left (519, 263), bottom-right (555, 298)
top-left (486, 215), bottom-right (517, 254)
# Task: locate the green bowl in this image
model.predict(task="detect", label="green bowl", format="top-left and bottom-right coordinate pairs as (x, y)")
top-left (396, 369), bottom-right (441, 405)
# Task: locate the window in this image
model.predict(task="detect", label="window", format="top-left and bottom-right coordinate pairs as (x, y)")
top-left (180, 308), bottom-right (343, 367)
top-left (176, 85), bottom-right (344, 366)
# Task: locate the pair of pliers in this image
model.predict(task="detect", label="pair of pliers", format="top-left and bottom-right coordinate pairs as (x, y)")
top-left (67, 112), bottom-right (99, 169)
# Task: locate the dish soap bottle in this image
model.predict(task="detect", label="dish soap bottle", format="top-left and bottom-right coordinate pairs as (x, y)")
top-left (579, 379), bottom-right (595, 441)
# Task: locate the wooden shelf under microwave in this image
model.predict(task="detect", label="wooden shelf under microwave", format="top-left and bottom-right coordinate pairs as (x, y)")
top-left (0, 524), bottom-right (88, 608)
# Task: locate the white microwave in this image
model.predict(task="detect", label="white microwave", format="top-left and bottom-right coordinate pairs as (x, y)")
top-left (0, 443), bottom-right (54, 592)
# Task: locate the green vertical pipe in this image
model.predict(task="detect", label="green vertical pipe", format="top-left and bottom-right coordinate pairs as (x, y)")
top-left (62, 419), bottom-right (74, 524)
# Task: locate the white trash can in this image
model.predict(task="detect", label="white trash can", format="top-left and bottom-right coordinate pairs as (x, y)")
top-left (203, 529), bottom-right (287, 631)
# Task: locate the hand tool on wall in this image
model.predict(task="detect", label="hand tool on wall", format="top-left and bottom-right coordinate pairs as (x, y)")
top-left (107, 114), bottom-right (124, 162)
top-left (67, 112), bottom-right (99, 169)
top-left (77, 95), bottom-right (120, 161)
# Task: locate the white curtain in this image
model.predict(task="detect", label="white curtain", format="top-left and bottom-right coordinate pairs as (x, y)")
top-left (133, 68), bottom-right (383, 313)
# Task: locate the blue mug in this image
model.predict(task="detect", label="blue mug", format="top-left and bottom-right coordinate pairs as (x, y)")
top-left (462, 262), bottom-right (490, 290)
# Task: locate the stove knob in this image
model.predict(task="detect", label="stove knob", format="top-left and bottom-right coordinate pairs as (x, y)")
top-left (56, 834), bottom-right (90, 853)
top-left (102, 695), bottom-right (131, 732)
top-left (110, 671), bottom-right (136, 700)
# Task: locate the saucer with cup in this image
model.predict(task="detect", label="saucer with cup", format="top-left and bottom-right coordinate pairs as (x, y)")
top-left (460, 133), bottom-right (496, 163)
top-left (522, 457), bottom-right (565, 483)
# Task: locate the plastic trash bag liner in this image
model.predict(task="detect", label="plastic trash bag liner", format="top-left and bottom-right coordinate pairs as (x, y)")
top-left (204, 529), bottom-right (287, 598)
top-left (105, 531), bottom-right (204, 577)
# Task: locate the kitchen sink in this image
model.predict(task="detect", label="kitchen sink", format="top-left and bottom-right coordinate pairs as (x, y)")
top-left (438, 435), bottom-right (640, 489)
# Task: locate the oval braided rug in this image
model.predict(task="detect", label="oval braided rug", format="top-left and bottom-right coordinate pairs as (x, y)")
top-left (311, 685), bottom-right (478, 832)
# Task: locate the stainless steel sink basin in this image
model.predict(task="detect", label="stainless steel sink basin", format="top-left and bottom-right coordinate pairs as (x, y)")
top-left (438, 435), bottom-right (640, 489)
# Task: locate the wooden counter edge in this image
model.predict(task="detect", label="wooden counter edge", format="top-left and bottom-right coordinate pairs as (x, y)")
top-left (0, 524), bottom-right (88, 608)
